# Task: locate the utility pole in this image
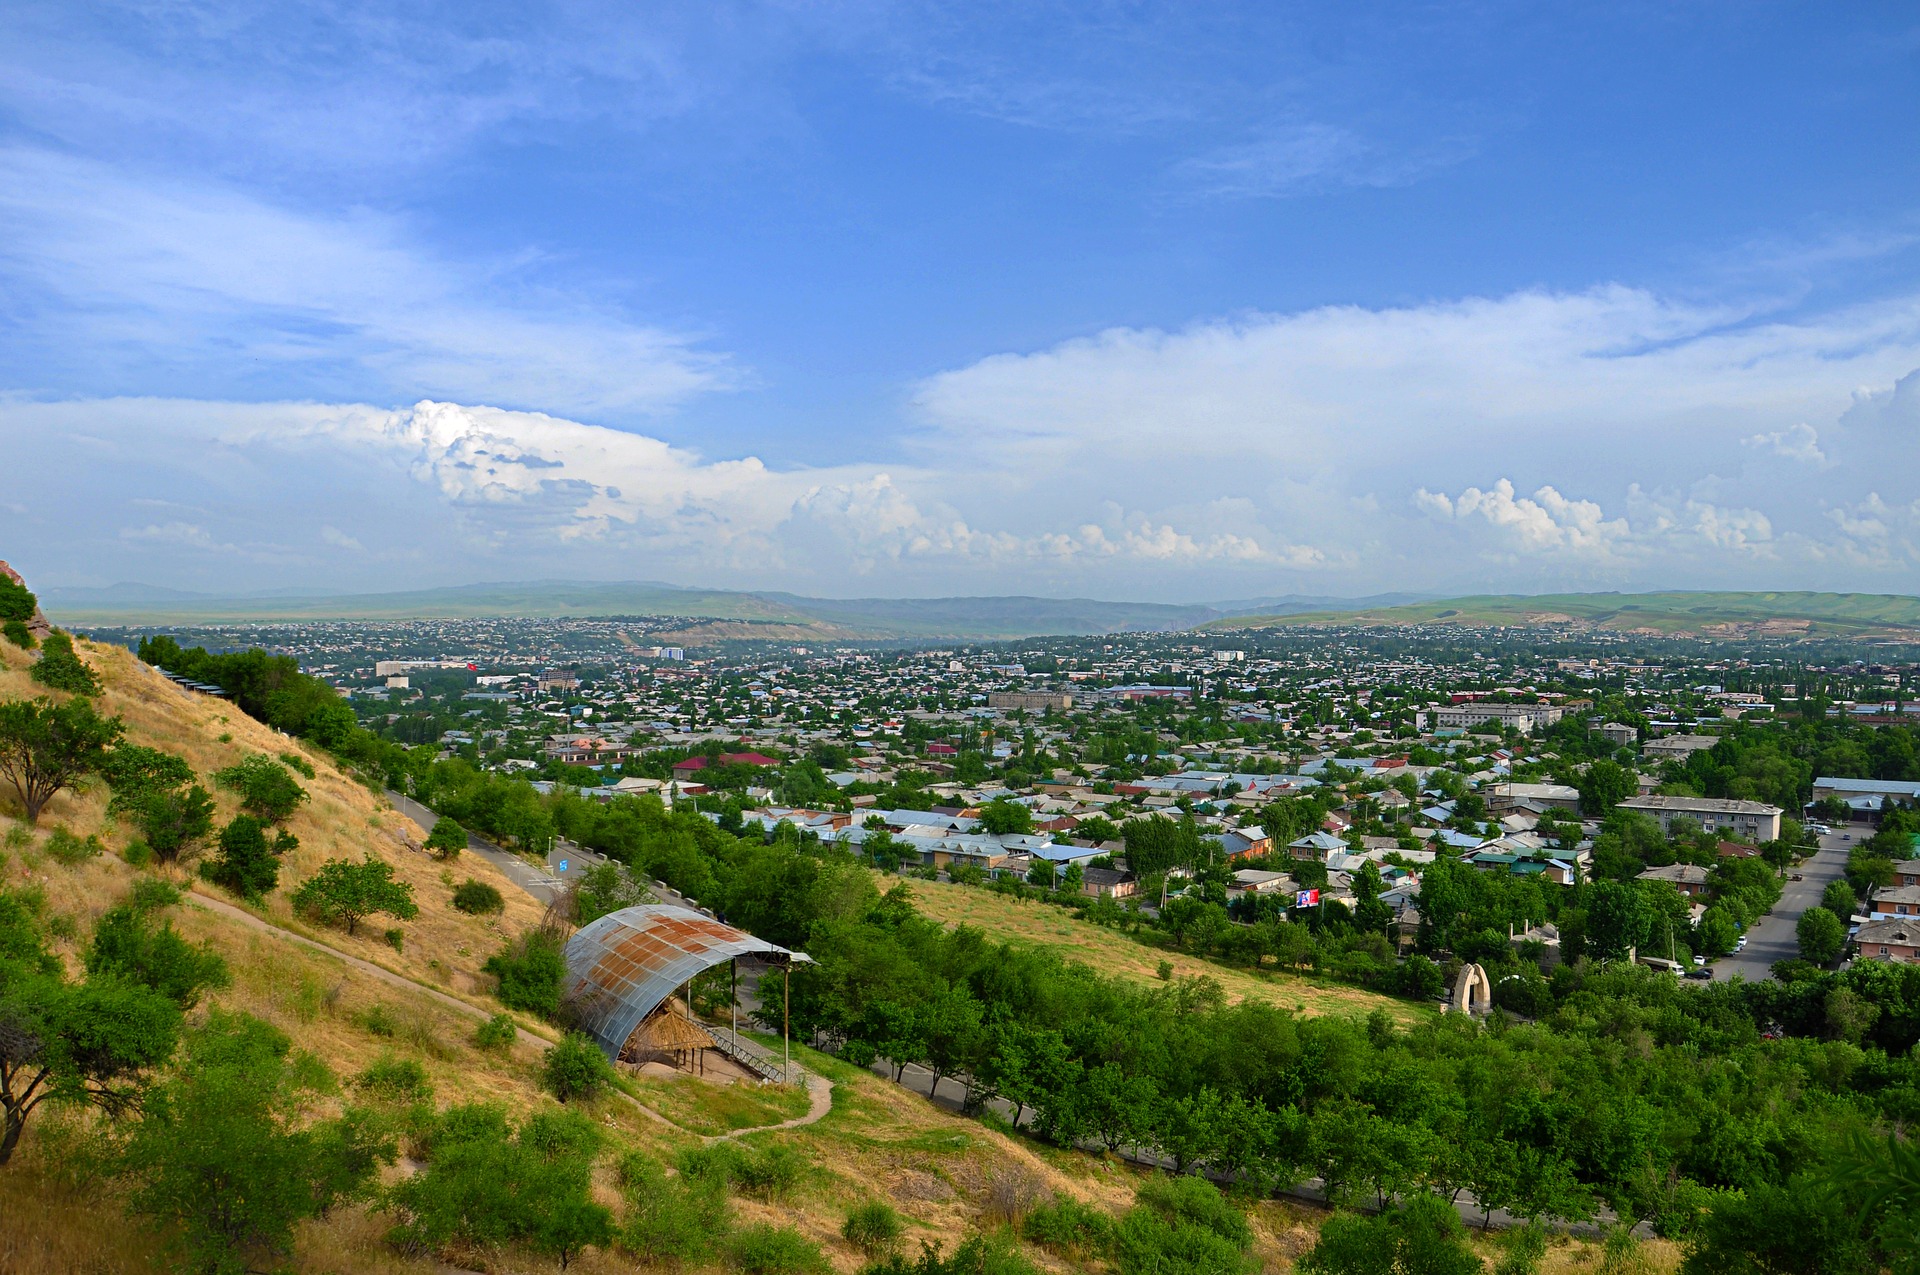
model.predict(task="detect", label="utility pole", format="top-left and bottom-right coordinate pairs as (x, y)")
top-left (783, 965), bottom-right (792, 1086)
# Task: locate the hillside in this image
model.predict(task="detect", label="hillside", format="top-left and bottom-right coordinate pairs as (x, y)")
top-left (896, 878), bottom-right (1431, 1027)
top-left (1207, 589), bottom-right (1920, 639)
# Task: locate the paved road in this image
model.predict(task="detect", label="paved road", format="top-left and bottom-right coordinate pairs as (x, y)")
top-left (1716, 830), bottom-right (1853, 982)
top-left (384, 789), bottom-right (564, 905)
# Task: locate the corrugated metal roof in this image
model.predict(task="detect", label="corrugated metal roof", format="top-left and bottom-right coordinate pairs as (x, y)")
top-left (562, 905), bottom-right (811, 1059)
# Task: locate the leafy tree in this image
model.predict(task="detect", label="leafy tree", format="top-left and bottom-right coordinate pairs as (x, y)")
top-left (119, 1011), bottom-right (391, 1275)
top-left (423, 816), bottom-right (467, 859)
top-left (0, 695), bottom-right (124, 823)
top-left (977, 799), bottom-right (1034, 836)
top-left (100, 745), bottom-right (216, 863)
top-left (1578, 759), bottom-right (1638, 815)
top-left (569, 861), bottom-right (650, 926)
top-left (1698, 906), bottom-right (1739, 958)
top-left (618, 1150), bottom-right (732, 1265)
top-left (385, 1104), bottom-right (612, 1269)
top-left (1796, 906), bottom-right (1846, 965)
top-left (199, 815), bottom-right (288, 900)
top-left (291, 856), bottom-right (418, 936)
top-left (543, 1033), bottom-right (616, 1103)
top-left (84, 903), bottom-right (229, 1009)
top-left (484, 927), bottom-right (568, 1016)
top-left (1585, 880), bottom-right (1652, 960)
top-left (1822, 879), bottom-right (1860, 920)
top-left (29, 632), bottom-right (100, 697)
top-left (213, 755), bottom-right (308, 825)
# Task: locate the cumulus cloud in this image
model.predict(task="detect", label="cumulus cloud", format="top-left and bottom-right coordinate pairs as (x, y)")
top-left (1742, 422), bottom-right (1827, 464)
top-left (1414, 480), bottom-right (1627, 555)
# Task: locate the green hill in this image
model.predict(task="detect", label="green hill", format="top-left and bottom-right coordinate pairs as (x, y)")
top-left (1207, 590), bottom-right (1920, 637)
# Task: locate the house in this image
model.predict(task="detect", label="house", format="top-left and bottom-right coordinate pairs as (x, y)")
top-left (1288, 831), bottom-right (1348, 861)
top-left (1617, 796), bottom-right (1782, 843)
top-left (986, 692), bottom-right (1073, 712)
top-left (1853, 918), bottom-right (1920, 963)
top-left (672, 752), bottom-right (781, 774)
top-left (1868, 884), bottom-right (1920, 920)
top-left (1218, 826), bottom-right (1271, 861)
top-left (1641, 734), bottom-right (1720, 763)
top-left (1595, 722), bottom-right (1638, 748)
top-left (1636, 863), bottom-right (1712, 899)
top-left (1081, 867), bottom-right (1138, 899)
top-left (1227, 869), bottom-right (1295, 899)
top-left (1894, 859), bottom-right (1920, 889)
top-left (1424, 702), bottom-right (1564, 734)
top-left (1811, 777), bottom-right (1920, 823)
top-left (1485, 782), bottom-right (1582, 814)
top-left (1715, 841), bottom-right (1762, 860)
top-left (538, 668), bottom-right (580, 694)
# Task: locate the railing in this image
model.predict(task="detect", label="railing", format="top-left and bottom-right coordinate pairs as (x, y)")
top-left (709, 1025), bottom-right (794, 1085)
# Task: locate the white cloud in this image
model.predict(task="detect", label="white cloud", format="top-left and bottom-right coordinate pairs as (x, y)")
top-left (1742, 422), bottom-right (1827, 464)
top-left (1173, 123), bottom-right (1475, 199)
top-left (320, 526), bottom-right (364, 552)
top-left (0, 148), bottom-right (728, 417)
top-left (1415, 479), bottom-right (1628, 555)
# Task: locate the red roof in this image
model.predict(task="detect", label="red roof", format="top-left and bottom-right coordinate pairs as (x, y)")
top-left (926, 743), bottom-right (958, 755)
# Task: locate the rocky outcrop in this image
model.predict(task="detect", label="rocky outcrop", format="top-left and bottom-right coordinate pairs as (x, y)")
top-left (0, 560), bottom-right (54, 639)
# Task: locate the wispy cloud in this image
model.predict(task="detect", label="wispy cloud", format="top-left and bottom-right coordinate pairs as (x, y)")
top-left (1173, 122), bottom-right (1475, 199)
top-left (0, 148), bottom-right (730, 415)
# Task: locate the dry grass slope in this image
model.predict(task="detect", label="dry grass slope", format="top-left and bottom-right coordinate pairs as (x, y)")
top-left (897, 877), bottom-right (1433, 1027)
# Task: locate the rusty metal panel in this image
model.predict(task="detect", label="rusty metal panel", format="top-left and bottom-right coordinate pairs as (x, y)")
top-left (562, 904), bottom-right (811, 1059)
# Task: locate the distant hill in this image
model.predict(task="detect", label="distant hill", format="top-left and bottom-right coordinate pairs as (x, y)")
top-left (45, 579), bottom-right (1221, 639)
top-left (1206, 590), bottom-right (1920, 638)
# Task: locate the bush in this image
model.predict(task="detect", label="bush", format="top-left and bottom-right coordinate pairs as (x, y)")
top-left (424, 817), bottom-right (467, 860)
top-left (122, 839), bottom-right (154, 868)
top-left (31, 633), bottom-right (100, 696)
top-left (729, 1224), bottom-right (827, 1275)
top-left (199, 815), bottom-right (283, 899)
top-left (1115, 1178), bottom-right (1252, 1275)
top-left (44, 826), bottom-right (103, 865)
top-left (130, 877), bottom-right (183, 911)
top-left (474, 1013), bottom-right (518, 1050)
top-left (355, 1054), bottom-right (433, 1105)
top-left (843, 1201), bottom-right (903, 1258)
top-left (619, 1151), bottom-right (733, 1265)
top-left (679, 1141), bottom-right (806, 1200)
top-left (865, 1234), bottom-right (1041, 1275)
top-left (276, 751), bottom-right (316, 779)
top-left (483, 926), bottom-right (568, 1016)
top-left (452, 879), bottom-right (505, 915)
top-left (1022, 1198), bottom-right (1115, 1258)
top-left (543, 1033), bottom-right (616, 1103)
top-left (383, 927), bottom-right (405, 953)
top-left (2, 620), bottom-right (33, 649)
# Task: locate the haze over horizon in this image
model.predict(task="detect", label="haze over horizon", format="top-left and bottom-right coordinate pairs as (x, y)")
top-left (4, 3), bottom-right (1920, 605)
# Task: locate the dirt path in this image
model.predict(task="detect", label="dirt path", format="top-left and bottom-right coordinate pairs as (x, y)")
top-left (191, 867), bottom-right (836, 1143)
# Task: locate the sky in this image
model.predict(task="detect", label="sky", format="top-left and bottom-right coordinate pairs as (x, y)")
top-left (3, 1), bottom-right (1920, 604)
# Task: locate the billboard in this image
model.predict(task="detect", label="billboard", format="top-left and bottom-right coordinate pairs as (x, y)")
top-left (1294, 888), bottom-right (1320, 908)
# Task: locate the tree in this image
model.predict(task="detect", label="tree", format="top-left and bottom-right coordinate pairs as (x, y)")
top-left (199, 816), bottom-right (288, 900)
top-left (29, 632), bottom-right (101, 697)
top-left (1822, 879), bottom-right (1860, 920)
top-left (1797, 906), bottom-right (1847, 965)
top-left (0, 695), bottom-right (124, 823)
top-left (1, 891), bottom-right (183, 1165)
top-left (484, 927), bottom-right (568, 1017)
top-left (85, 903), bottom-right (229, 1010)
top-left (101, 745), bottom-right (216, 863)
top-left (977, 799), bottom-right (1033, 836)
top-left (213, 755), bottom-right (308, 825)
top-left (119, 1011), bottom-right (391, 1275)
top-left (1585, 880), bottom-right (1651, 960)
top-left (1578, 760), bottom-right (1638, 816)
top-left (543, 1033), bottom-right (616, 1103)
top-left (1698, 906), bottom-right (1739, 958)
top-left (423, 816), bottom-right (467, 859)
top-left (290, 857), bottom-right (418, 936)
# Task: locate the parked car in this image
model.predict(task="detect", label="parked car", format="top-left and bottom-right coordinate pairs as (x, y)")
top-left (1692, 955), bottom-right (1707, 966)
top-left (1685, 968), bottom-right (1713, 981)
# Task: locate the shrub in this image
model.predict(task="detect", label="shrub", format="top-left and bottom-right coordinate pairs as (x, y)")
top-left (452, 879), bottom-right (505, 915)
top-left (1022, 1199), bottom-right (1114, 1258)
top-left (543, 1033), bottom-right (616, 1103)
top-left (679, 1141), bottom-right (806, 1200)
top-left (474, 1013), bottom-right (519, 1050)
top-left (729, 1224), bottom-right (827, 1275)
top-left (3, 620), bottom-right (34, 649)
top-left (122, 839), bottom-right (154, 868)
top-left (843, 1201), bottom-right (903, 1258)
top-left (863, 1234), bottom-right (1038, 1275)
top-left (383, 927), bottom-right (405, 953)
top-left (483, 926), bottom-right (568, 1016)
top-left (31, 633), bottom-right (101, 696)
top-left (355, 1054), bottom-right (433, 1105)
top-left (130, 877), bottom-right (184, 911)
top-left (619, 1151), bottom-right (733, 1264)
top-left (44, 826), bottom-right (103, 865)
top-left (276, 751), bottom-right (316, 779)
top-left (361, 1003), bottom-right (399, 1038)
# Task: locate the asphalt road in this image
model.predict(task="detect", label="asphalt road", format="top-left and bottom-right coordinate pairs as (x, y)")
top-left (1714, 830), bottom-right (1853, 982)
top-left (383, 788), bottom-right (565, 905)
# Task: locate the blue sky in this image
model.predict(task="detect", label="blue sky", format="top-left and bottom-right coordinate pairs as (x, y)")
top-left (4, 1), bottom-right (1920, 601)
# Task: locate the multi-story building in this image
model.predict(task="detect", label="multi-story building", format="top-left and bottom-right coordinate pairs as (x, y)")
top-left (1616, 795), bottom-right (1782, 843)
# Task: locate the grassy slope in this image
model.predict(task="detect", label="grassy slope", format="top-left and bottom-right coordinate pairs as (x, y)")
top-left (895, 878), bottom-right (1433, 1028)
top-left (1208, 589), bottom-right (1920, 636)
top-left (0, 641), bottom-right (1665, 1273)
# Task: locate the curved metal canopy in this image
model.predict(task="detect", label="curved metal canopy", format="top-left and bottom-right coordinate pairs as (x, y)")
top-left (562, 904), bottom-right (810, 1059)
